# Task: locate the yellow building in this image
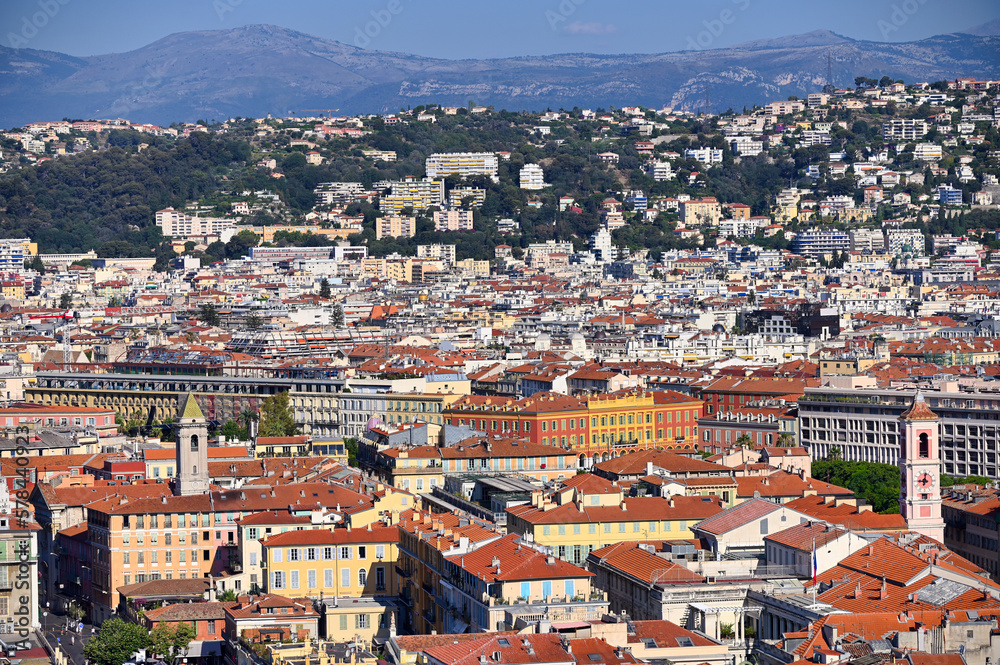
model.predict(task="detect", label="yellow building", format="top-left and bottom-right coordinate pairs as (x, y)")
top-left (384, 393), bottom-right (461, 427)
top-left (453, 258), bottom-right (490, 276)
top-left (375, 446), bottom-right (444, 494)
top-left (261, 525), bottom-right (399, 598)
top-left (506, 478), bottom-right (724, 564)
top-left (0, 281), bottom-right (26, 300)
top-left (385, 259), bottom-right (413, 283)
top-left (344, 485), bottom-right (416, 529)
top-left (376, 216), bottom-right (417, 239)
top-left (583, 391), bottom-right (702, 455)
top-left (255, 435), bottom-right (311, 458)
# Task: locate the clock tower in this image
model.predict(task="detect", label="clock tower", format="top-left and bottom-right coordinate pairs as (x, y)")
top-left (898, 392), bottom-right (945, 542)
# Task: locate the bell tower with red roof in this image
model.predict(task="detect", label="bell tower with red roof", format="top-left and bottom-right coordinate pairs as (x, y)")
top-left (898, 392), bottom-right (945, 542)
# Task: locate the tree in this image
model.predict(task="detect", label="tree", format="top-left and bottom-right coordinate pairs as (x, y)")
top-left (220, 419), bottom-right (245, 441)
top-left (83, 617), bottom-right (149, 665)
top-left (812, 459), bottom-right (900, 513)
top-left (319, 278), bottom-right (332, 298)
top-left (148, 621), bottom-right (196, 662)
top-left (828, 445), bottom-right (842, 461)
top-left (26, 256), bottom-right (45, 273)
top-left (331, 304), bottom-right (345, 328)
top-left (218, 589), bottom-right (238, 602)
top-left (345, 437), bottom-right (359, 467)
top-left (59, 292), bottom-right (72, 309)
top-left (735, 434), bottom-right (753, 449)
top-left (239, 408), bottom-right (260, 438)
top-left (245, 311), bottom-right (263, 330)
top-left (777, 432), bottom-right (795, 447)
top-left (259, 391), bottom-right (298, 437)
top-left (198, 303), bottom-right (221, 327)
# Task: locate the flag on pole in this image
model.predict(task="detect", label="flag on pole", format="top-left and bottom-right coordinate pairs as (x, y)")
top-left (812, 547), bottom-right (818, 585)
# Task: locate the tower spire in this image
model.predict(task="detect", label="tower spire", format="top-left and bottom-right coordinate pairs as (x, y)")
top-left (174, 392), bottom-right (210, 496)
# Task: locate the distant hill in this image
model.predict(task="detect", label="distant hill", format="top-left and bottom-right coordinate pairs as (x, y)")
top-left (1, 24), bottom-right (999, 126)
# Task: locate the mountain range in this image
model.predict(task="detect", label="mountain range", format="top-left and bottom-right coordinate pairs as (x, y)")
top-left (1, 23), bottom-right (999, 127)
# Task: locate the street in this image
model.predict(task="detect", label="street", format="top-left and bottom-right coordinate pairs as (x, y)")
top-left (40, 610), bottom-right (93, 665)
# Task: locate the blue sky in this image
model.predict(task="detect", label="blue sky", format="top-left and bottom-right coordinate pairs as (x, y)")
top-left (2, 0), bottom-right (997, 57)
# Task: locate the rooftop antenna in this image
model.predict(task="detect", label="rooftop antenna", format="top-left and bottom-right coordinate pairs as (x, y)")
top-left (824, 53), bottom-right (835, 93)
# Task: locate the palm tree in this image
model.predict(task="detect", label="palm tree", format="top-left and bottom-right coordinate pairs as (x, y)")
top-left (239, 409), bottom-right (259, 439)
top-left (735, 434), bottom-right (753, 449)
top-left (777, 432), bottom-right (795, 447)
top-left (828, 445), bottom-right (842, 461)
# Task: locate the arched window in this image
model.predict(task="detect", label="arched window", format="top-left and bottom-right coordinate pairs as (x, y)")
top-left (190, 434), bottom-right (199, 451)
top-left (919, 432), bottom-right (930, 459)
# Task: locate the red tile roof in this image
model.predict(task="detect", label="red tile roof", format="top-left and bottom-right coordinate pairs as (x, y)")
top-left (589, 542), bottom-right (704, 585)
top-left (447, 533), bottom-right (592, 582)
top-left (692, 498), bottom-right (786, 535)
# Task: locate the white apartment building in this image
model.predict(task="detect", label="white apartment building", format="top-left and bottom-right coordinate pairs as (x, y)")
top-left (684, 148), bottom-right (723, 164)
top-left (914, 143), bottom-right (943, 161)
top-left (377, 177), bottom-right (445, 214)
top-left (882, 119), bottom-right (929, 141)
top-left (433, 210), bottom-right (474, 232)
top-left (589, 228), bottom-right (616, 262)
top-left (644, 161), bottom-right (675, 181)
top-left (884, 228), bottom-right (925, 257)
top-left (0, 238), bottom-right (36, 268)
top-left (719, 218), bottom-right (764, 239)
top-left (425, 152), bottom-right (499, 181)
top-left (807, 93), bottom-right (830, 108)
top-left (447, 188), bottom-right (486, 208)
top-left (800, 130), bottom-right (832, 147)
top-left (417, 244), bottom-right (457, 265)
top-left (730, 137), bottom-right (764, 157)
top-left (849, 228), bottom-right (885, 253)
top-left (155, 208), bottom-right (235, 238)
top-left (764, 101), bottom-right (805, 116)
top-left (519, 164), bottom-right (546, 190)
top-left (314, 182), bottom-right (366, 206)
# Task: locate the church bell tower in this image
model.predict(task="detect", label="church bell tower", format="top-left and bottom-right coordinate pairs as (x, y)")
top-left (898, 392), bottom-right (945, 542)
top-left (174, 392), bottom-right (210, 496)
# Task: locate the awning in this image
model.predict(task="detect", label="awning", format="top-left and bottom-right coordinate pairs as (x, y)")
top-left (185, 641), bottom-right (223, 659)
top-left (551, 621), bottom-right (590, 630)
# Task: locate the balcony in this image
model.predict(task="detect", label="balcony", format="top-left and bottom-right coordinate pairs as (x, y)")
top-left (422, 609), bottom-right (436, 624)
top-left (398, 594), bottom-right (414, 607)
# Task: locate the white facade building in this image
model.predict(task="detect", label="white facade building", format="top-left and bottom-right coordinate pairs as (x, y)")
top-left (425, 152), bottom-right (499, 181)
top-left (519, 164), bottom-right (546, 190)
